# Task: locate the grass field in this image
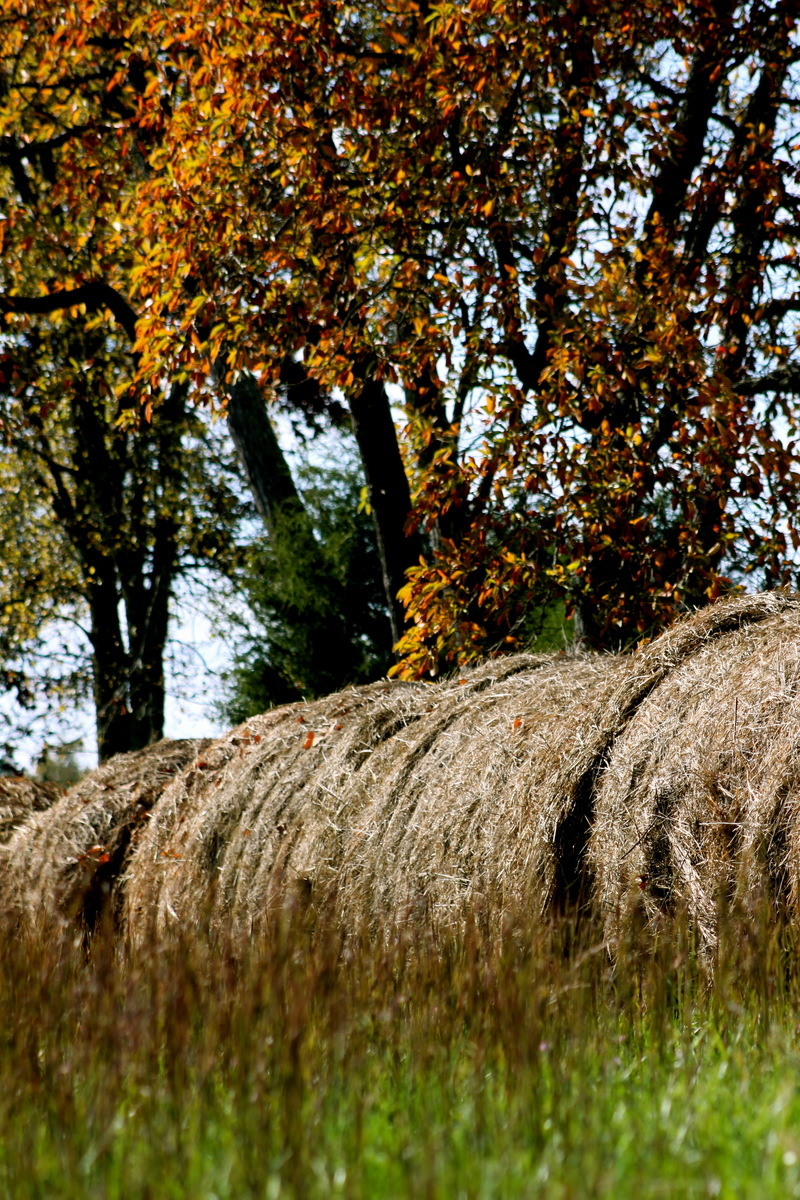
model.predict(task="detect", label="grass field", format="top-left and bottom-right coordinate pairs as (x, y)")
top-left (4, 902), bottom-right (800, 1200)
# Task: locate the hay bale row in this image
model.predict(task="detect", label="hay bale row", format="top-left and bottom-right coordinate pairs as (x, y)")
top-left (123, 655), bottom-right (627, 949)
top-left (3, 738), bottom-right (210, 937)
top-left (120, 591), bottom-right (800, 953)
top-left (6, 591), bottom-right (800, 956)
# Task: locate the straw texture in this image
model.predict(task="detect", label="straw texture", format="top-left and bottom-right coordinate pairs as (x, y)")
top-left (7, 592), bottom-right (800, 958)
top-left (0, 775), bottom-right (62, 844)
top-left (587, 595), bottom-right (800, 949)
top-left (123, 656), bottom-right (626, 947)
top-left (3, 738), bottom-right (210, 937)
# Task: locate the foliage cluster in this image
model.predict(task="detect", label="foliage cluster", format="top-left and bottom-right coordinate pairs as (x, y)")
top-left (101, 0), bottom-right (800, 661)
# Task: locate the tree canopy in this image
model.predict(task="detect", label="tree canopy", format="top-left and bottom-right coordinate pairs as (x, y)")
top-left (2, 0), bottom-right (799, 690)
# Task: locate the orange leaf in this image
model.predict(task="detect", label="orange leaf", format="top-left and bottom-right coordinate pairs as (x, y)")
top-left (303, 731), bottom-right (315, 749)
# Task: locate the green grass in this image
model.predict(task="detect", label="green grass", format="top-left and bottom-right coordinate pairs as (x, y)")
top-left (4, 909), bottom-right (800, 1199)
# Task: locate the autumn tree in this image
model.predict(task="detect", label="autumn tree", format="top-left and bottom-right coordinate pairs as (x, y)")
top-left (0, 312), bottom-right (246, 759)
top-left (3, 0), bottom-right (800, 680)
top-left (0, 5), bottom-right (247, 758)
top-left (0, 0), bottom-right (395, 756)
top-left (117, 0), bottom-right (799, 668)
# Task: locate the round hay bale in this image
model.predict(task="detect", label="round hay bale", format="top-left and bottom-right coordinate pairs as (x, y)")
top-left (2, 738), bottom-right (210, 938)
top-left (123, 677), bottom-right (433, 946)
top-left (585, 593), bottom-right (800, 951)
top-left (0, 775), bottom-right (63, 843)
top-left (331, 655), bottom-right (629, 940)
top-left (123, 654), bottom-right (627, 949)
top-left (535, 592), bottom-right (800, 906)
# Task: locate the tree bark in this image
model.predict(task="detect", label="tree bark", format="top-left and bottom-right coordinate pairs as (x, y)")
top-left (69, 352), bottom-right (181, 758)
top-left (87, 568), bottom-right (133, 760)
top-left (226, 369), bottom-right (394, 690)
top-left (124, 386), bottom-right (184, 749)
top-left (227, 367), bottom-right (421, 645)
top-left (123, 492), bottom-right (176, 751)
top-left (347, 374), bottom-right (422, 646)
top-left (226, 372), bottom-right (311, 537)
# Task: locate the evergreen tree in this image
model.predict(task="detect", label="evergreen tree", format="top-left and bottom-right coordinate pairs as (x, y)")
top-left (220, 451), bottom-right (393, 724)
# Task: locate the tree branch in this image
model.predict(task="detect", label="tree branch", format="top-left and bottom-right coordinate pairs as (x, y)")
top-left (738, 363), bottom-right (800, 396)
top-left (0, 283), bottom-right (138, 341)
top-left (643, 0), bottom-right (735, 238)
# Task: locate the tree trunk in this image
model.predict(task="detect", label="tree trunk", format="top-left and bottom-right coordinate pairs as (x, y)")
top-left (226, 371), bottom-right (368, 685)
top-left (228, 368), bottom-right (420, 648)
top-left (347, 374), bottom-right (422, 645)
top-left (226, 372), bottom-right (310, 537)
top-left (88, 569), bottom-right (133, 760)
top-left (126, 531), bottom-right (174, 750)
top-left (124, 389), bottom-right (184, 750)
top-left (72, 366), bottom-right (182, 759)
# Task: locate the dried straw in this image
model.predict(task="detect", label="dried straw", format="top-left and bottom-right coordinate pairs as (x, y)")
top-left (0, 775), bottom-right (63, 844)
top-left (12, 592), bottom-right (800, 958)
top-left (586, 593), bottom-right (800, 950)
top-left (124, 655), bottom-right (627, 949)
top-left (2, 738), bottom-right (210, 937)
